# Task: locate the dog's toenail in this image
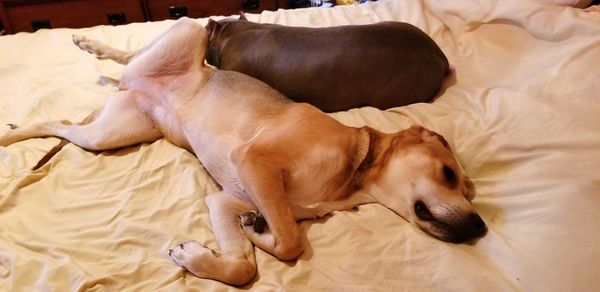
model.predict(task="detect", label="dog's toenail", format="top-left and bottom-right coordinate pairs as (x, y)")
top-left (7, 123), bottom-right (17, 129)
top-left (169, 249), bottom-right (173, 256)
top-left (180, 243), bottom-right (184, 249)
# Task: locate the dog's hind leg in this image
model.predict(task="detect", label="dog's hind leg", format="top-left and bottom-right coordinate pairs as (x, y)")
top-left (73, 18), bottom-right (206, 73)
top-left (73, 35), bottom-right (136, 65)
top-left (169, 191), bottom-right (257, 286)
top-left (0, 91), bottom-right (162, 150)
top-left (30, 110), bottom-right (100, 170)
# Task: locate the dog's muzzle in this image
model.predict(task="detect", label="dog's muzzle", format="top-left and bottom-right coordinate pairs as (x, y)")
top-left (442, 213), bottom-right (487, 243)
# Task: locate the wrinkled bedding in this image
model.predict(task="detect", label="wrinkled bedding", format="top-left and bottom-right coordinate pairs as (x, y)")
top-left (1, 0), bottom-right (599, 290)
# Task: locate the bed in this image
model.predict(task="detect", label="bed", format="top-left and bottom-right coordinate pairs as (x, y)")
top-left (1, 0), bottom-right (599, 290)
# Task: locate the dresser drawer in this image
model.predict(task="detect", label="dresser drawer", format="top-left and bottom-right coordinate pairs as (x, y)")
top-left (146, 0), bottom-right (283, 20)
top-left (5, 0), bottom-right (145, 33)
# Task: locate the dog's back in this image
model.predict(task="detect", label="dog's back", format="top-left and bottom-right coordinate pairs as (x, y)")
top-left (206, 19), bottom-right (449, 112)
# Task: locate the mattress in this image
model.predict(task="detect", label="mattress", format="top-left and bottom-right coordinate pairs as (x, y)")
top-left (1, 0), bottom-right (599, 290)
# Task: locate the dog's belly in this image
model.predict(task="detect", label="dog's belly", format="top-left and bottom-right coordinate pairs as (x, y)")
top-left (190, 132), bottom-right (248, 198)
top-left (178, 107), bottom-right (269, 202)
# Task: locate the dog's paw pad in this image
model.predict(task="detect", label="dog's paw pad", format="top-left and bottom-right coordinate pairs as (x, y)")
top-left (253, 216), bottom-right (267, 234)
top-left (240, 211), bottom-right (258, 226)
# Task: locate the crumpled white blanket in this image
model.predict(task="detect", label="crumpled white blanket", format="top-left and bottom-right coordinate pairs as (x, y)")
top-left (1, 0), bottom-right (599, 290)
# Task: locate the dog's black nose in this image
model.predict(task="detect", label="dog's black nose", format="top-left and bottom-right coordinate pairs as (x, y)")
top-left (468, 213), bottom-right (486, 238)
top-left (441, 213), bottom-right (487, 243)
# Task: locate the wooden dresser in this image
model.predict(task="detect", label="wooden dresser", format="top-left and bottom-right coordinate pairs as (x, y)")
top-left (0, 0), bottom-right (288, 34)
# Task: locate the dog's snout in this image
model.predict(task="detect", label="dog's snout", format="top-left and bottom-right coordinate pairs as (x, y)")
top-left (441, 212), bottom-right (487, 243)
top-left (448, 213), bottom-right (487, 243)
top-left (469, 213), bottom-right (486, 237)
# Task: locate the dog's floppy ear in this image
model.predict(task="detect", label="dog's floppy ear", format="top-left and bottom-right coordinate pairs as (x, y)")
top-left (239, 11), bottom-right (248, 21)
top-left (432, 131), bottom-right (451, 150)
top-left (415, 126), bottom-right (451, 151)
top-left (206, 19), bottom-right (221, 41)
top-left (463, 177), bottom-right (476, 201)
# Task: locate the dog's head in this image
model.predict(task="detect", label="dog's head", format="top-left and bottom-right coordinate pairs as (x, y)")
top-left (205, 14), bottom-right (249, 67)
top-left (363, 125), bottom-right (486, 243)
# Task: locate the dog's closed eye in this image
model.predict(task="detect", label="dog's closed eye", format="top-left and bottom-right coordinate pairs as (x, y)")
top-left (443, 165), bottom-right (456, 186)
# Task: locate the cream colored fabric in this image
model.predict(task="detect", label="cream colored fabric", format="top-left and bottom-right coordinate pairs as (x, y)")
top-left (1, 0), bottom-right (599, 290)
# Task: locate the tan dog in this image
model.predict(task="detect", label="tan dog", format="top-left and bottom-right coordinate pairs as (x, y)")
top-left (0, 18), bottom-right (485, 286)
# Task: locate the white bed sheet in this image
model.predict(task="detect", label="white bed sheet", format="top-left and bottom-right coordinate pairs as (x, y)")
top-left (1, 0), bottom-right (599, 291)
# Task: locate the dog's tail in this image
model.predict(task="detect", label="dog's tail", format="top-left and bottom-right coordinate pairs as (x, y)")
top-left (31, 110), bottom-right (100, 171)
top-left (32, 139), bottom-right (70, 170)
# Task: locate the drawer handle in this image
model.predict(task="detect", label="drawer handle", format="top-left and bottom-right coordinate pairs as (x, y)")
top-left (31, 19), bottom-right (51, 31)
top-left (241, 0), bottom-right (260, 10)
top-left (107, 13), bottom-right (127, 25)
top-left (169, 6), bottom-right (188, 19)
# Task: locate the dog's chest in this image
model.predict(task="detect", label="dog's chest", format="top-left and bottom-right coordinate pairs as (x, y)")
top-left (285, 143), bottom-right (352, 205)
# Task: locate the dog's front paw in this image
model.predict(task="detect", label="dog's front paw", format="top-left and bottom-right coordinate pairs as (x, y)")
top-left (240, 211), bottom-right (267, 234)
top-left (169, 240), bottom-right (214, 277)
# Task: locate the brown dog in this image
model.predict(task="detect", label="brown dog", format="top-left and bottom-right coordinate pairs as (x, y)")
top-left (0, 18), bottom-right (483, 286)
top-left (206, 15), bottom-right (450, 112)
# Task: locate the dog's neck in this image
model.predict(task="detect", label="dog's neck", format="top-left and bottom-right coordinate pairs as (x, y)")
top-left (350, 127), bottom-right (381, 192)
top-left (350, 126), bottom-right (415, 194)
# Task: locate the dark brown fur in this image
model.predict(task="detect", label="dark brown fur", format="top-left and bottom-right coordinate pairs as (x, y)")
top-left (206, 17), bottom-right (450, 112)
